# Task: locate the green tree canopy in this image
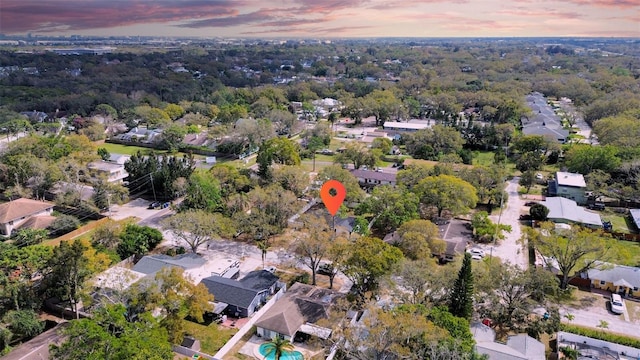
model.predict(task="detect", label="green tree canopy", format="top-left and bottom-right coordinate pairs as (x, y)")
top-left (355, 185), bottom-right (419, 233)
top-left (182, 171), bottom-right (224, 212)
top-left (162, 210), bottom-right (234, 254)
top-left (564, 144), bottom-right (621, 175)
top-left (128, 267), bottom-right (213, 343)
top-left (404, 125), bottom-right (465, 160)
top-left (414, 175), bottom-right (478, 218)
top-left (334, 142), bottom-right (378, 170)
top-left (395, 219), bottom-right (445, 260)
top-left (341, 236), bottom-right (403, 302)
top-left (45, 240), bottom-right (90, 319)
top-left (257, 137), bottom-right (301, 180)
top-left (525, 224), bottom-right (617, 290)
top-left (50, 304), bottom-right (173, 360)
top-left (448, 253), bottom-right (474, 320)
top-left (117, 224), bottom-right (163, 259)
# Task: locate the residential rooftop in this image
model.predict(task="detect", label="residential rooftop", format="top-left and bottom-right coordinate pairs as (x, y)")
top-left (350, 169), bottom-right (397, 183)
top-left (132, 253), bottom-right (207, 275)
top-left (587, 262), bottom-right (640, 289)
top-left (556, 171), bottom-right (587, 188)
top-left (541, 197), bottom-right (602, 228)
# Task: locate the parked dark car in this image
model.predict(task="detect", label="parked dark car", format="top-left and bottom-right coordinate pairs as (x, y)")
top-left (588, 202), bottom-right (605, 211)
top-left (161, 202), bottom-right (171, 209)
top-left (524, 201), bottom-right (538, 207)
top-left (148, 201), bottom-right (161, 209)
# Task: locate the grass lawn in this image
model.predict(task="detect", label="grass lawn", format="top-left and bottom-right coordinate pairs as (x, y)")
top-left (472, 151), bottom-right (496, 166)
top-left (519, 184), bottom-right (544, 195)
top-left (182, 320), bottom-right (238, 355)
top-left (614, 240), bottom-right (640, 267)
top-left (601, 212), bottom-right (633, 233)
top-left (98, 142), bottom-right (206, 160)
top-left (98, 142), bottom-right (156, 156)
top-left (42, 217), bottom-right (138, 247)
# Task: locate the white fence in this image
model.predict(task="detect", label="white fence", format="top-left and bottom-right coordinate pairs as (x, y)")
top-left (558, 331), bottom-right (640, 358)
top-left (213, 286), bottom-right (287, 359)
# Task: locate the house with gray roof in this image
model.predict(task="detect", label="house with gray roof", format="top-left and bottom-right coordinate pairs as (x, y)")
top-left (114, 127), bottom-right (162, 143)
top-left (350, 169), bottom-right (397, 188)
top-left (199, 270), bottom-right (282, 317)
top-left (522, 92), bottom-right (569, 143)
top-left (254, 282), bottom-right (342, 341)
top-left (587, 262), bottom-right (640, 298)
top-left (471, 322), bottom-right (545, 360)
top-left (540, 197), bottom-right (602, 228)
top-left (629, 209), bottom-right (640, 230)
top-left (132, 253), bottom-right (206, 276)
top-left (548, 171), bottom-right (587, 205)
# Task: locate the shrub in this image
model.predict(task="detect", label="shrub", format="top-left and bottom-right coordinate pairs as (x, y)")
top-left (560, 324), bottom-right (640, 348)
top-left (49, 215), bottom-right (81, 236)
top-left (117, 224), bottom-right (163, 259)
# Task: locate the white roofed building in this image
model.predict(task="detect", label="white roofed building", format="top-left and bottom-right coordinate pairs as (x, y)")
top-left (548, 171), bottom-right (587, 205)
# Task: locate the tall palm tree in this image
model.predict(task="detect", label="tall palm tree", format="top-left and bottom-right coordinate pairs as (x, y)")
top-left (262, 336), bottom-right (294, 360)
top-left (257, 240), bottom-right (270, 269)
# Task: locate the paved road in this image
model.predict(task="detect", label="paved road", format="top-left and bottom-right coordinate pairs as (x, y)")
top-left (487, 177), bottom-right (528, 269)
top-left (559, 306), bottom-right (640, 336)
top-left (1, 322), bottom-right (68, 360)
top-left (0, 132), bottom-right (27, 149)
top-left (557, 99), bottom-right (597, 145)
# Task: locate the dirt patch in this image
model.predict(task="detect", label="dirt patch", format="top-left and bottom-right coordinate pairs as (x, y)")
top-left (625, 299), bottom-right (640, 322)
top-left (563, 290), bottom-right (603, 309)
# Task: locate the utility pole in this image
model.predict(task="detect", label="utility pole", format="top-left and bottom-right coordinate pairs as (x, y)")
top-left (150, 173), bottom-right (157, 202)
top-left (107, 193), bottom-right (112, 218)
top-left (494, 146), bottom-right (508, 245)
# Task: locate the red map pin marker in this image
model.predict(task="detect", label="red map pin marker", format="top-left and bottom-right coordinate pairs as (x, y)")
top-left (320, 180), bottom-right (346, 216)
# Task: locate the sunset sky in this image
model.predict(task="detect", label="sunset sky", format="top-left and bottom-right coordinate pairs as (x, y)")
top-left (0, 0), bottom-right (638, 38)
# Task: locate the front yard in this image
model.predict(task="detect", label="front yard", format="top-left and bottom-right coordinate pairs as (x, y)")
top-left (625, 299), bottom-right (640, 322)
top-left (182, 319), bottom-right (238, 355)
top-left (601, 212), bottom-right (634, 233)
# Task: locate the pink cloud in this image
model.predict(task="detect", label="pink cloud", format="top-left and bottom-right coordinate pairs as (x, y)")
top-left (560, 0), bottom-right (639, 8)
top-left (496, 7), bottom-right (583, 19)
top-left (0, 0), bottom-right (244, 33)
top-left (368, 0), bottom-right (468, 10)
top-left (292, 0), bottom-right (370, 14)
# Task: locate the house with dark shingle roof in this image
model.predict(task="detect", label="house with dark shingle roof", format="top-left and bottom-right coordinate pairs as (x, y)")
top-left (132, 253), bottom-right (207, 276)
top-left (0, 198), bottom-right (55, 236)
top-left (254, 282), bottom-right (342, 341)
top-left (199, 270), bottom-right (281, 318)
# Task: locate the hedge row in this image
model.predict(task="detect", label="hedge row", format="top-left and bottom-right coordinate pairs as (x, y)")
top-left (560, 323), bottom-right (640, 348)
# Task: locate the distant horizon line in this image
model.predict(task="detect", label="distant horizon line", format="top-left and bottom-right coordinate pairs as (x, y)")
top-left (1, 34), bottom-right (639, 41)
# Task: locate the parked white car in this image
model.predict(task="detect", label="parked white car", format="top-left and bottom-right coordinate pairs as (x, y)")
top-left (610, 293), bottom-right (625, 315)
top-left (467, 247), bottom-right (485, 259)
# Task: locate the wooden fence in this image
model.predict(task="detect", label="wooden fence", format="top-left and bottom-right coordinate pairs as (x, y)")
top-left (608, 231), bottom-right (640, 243)
top-left (47, 217), bottom-right (111, 246)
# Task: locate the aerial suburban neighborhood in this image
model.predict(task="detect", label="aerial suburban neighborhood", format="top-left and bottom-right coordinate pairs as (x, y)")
top-left (0, 33), bottom-right (639, 360)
